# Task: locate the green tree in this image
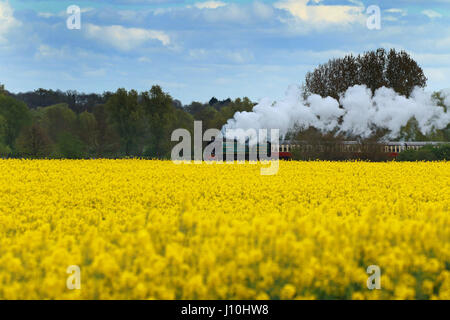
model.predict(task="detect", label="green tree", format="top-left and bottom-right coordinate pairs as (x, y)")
top-left (92, 104), bottom-right (121, 157)
top-left (0, 114), bottom-right (7, 144)
top-left (0, 114), bottom-right (11, 157)
top-left (0, 143), bottom-right (11, 157)
top-left (54, 133), bottom-right (86, 159)
top-left (174, 108), bottom-right (194, 133)
top-left (77, 111), bottom-right (98, 154)
top-left (141, 85), bottom-right (176, 158)
top-left (432, 144), bottom-right (450, 160)
top-left (15, 123), bottom-right (52, 158)
top-left (38, 103), bottom-right (77, 142)
top-left (0, 93), bottom-right (31, 148)
top-left (106, 89), bottom-right (144, 156)
top-left (209, 97), bottom-right (255, 130)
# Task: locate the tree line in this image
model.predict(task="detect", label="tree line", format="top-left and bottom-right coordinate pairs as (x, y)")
top-left (0, 48), bottom-right (448, 159)
top-left (0, 84), bottom-right (255, 159)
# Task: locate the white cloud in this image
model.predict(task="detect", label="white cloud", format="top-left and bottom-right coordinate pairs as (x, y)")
top-left (441, 88), bottom-right (450, 107)
top-left (194, 1), bottom-right (227, 10)
top-left (188, 48), bottom-right (254, 64)
top-left (274, 0), bottom-right (364, 25)
top-left (383, 8), bottom-right (407, 21)
top-left (0, 1), bottom-right (20, 44)
top-left (84, 24), bottom-right (170, 51)
top-left (200, 3), bottom-right (249, 23)
top-left (38, 7), bottom-right (93, 18)
top-left (83, 68), bottom-right (107, 77)
top-left (35, 45), bottom-right (66, 59)
top-left (38, 12), bottom-right (54, 18)
top-left (436, 36), bottom-right (450, 49)
top-left (422, 10), bottom-right (442, 19)
top-left (253, 1), bottom-right (274, 20)
top-left (138, 56), bottom-right (152, 63)
top-left (384, 16), bottom-right (399, 22)
top-left (145, 79), bottom-right (186, 89)
top-left (385, 8), bottom-right (407, 16)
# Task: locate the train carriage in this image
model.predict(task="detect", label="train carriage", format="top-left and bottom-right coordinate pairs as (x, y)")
top-left (206, 139), bottom-right (446, 161)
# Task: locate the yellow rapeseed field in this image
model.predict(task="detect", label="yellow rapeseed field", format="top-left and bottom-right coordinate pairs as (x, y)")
top-left (0, 160), bottom-right (448, 300)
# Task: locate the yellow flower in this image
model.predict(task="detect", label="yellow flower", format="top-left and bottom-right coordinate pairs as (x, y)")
top-left (0, 159), bottom-right (448, 300)
top-left (280, 284), bottom-right (296, 300)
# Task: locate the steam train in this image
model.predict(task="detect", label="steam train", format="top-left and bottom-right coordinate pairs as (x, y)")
top-left (206, 139), bottom-right (445, 160)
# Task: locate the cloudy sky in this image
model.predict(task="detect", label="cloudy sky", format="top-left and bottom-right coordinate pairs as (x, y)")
top-left (0, 0), bottom-right (449, 104)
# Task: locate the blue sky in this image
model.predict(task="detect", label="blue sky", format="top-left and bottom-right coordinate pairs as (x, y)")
top-left (0, 0), bottom-right (449, 104)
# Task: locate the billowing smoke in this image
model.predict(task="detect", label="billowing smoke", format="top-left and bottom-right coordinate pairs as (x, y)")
top-left (223, 85), bottom-right (450, 143)
top-left (442, 88), bottom-right (450, 107)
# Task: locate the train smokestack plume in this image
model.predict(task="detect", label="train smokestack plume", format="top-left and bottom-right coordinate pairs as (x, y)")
top-left (223, 85), bottom-right (450, 144)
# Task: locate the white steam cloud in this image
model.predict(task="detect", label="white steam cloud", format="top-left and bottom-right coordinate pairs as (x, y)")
top-left (442, 88), bottom-right (450, 107)
top-left (223, 85), bottom-right (450, 143)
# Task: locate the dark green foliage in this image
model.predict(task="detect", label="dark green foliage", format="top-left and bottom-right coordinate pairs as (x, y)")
top-left (0, 114), bottom-right (7, 144)
top-left (77, 111), bottom-right (98, 153)
top-left (430, 144), bottom-right (450, 160)
top-left (0, 142), bottom-right (11, 157)
top-left (10, 88), bottom-right (111, 113)
top-left (0, 93), bottom-right (32, 148)
top-left (38, 103), bottom-right (77, 142)
top-left (397, 145), bottom-right (449, 161)
top-left (15, 123), bottom-right (52, 158)
top-left (141, 85), bottom-right (177, 158)
top-left (54, 133), bottom-right (86, 159)
top-left (92, 104), bottom-right (121, 157)
top-left (105, 89), bottom-right (145, 156)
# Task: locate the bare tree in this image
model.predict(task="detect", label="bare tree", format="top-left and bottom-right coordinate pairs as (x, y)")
top-left (303, 48), bottom-right (427, 99)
